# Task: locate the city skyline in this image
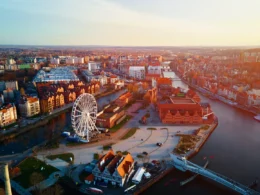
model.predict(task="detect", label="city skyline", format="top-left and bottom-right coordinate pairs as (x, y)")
top-left (1, 0), bottom-right (260, 46)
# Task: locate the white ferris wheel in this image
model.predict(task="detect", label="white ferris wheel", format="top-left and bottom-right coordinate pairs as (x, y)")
top-left (71, 93), bottom-right (99, 142)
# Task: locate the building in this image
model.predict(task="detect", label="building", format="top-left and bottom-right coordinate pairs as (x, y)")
top-left (129, 66), bottom-right (145, 79)
top-left (96, 105), bottom-right (126, 128)
top-left (147, 64), bottom-right (161, 75)
top-left (114, 80), bottom-right (125, 90)
top-left (33, 67), bottom-right (80, 82)
top-left (19, 96), bottom-right (40, 117)
top-left (82, 70), bottom-right (107, 86)
top-left (92, 150), bottom-right (134, 187)
top-left (0, 81), bottom-right (19, 91)
top-left (66, 57), bottom-right (84, 64)
top-left (157, 97), bottom-right (213, 124)
top-left (3, 88), bottom-right (14, 101)
top-left (88, 62), bottom-right (101, 71)
top-left (0, 103), bottom-right (17, 128)
top-left (50, 58), bottom-right (60, 65)
top-left (115, 92), bottom-right (133, 107)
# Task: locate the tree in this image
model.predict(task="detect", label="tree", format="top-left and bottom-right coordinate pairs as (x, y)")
top-left (142, 82), bottom-right (149, 90)
top-left (30, 172), bottom-right (44, 193)
top-left (20, 87), bottom-right (26, 96)
top-left (127, 83), bottom-right (133, 92)
top-left (41, 184), bottom-right (63, 195)
top-left (143, 93), bottom-right (151, 106)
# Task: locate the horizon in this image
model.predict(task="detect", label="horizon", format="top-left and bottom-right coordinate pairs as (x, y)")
top-left (1, 0), bottom-right (260, 46)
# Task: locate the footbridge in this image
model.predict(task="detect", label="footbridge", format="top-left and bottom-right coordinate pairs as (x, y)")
top-left (170, 154), bottom-right (260, 195)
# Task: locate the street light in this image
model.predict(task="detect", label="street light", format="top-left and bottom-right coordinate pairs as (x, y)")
top-left (0, 163), bottom-right (12, 195)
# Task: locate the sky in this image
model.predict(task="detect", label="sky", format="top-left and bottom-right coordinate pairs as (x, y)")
top-left (0, 0), bottom-right (260, 46)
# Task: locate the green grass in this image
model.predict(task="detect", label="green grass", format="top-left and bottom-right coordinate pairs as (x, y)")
top-left (137, 154), bottom-right (143, 158)
top-left (14, 157), bottom-right (58, 188)
top-left (109, 115), bottom-right (132, 133)
top-left (93, 153), bottom-right (100, 160)
top-left (103, 144), bottom-right (113, 150)
top-left (121, 128), bottom-right (138, 140)
top-left (46, 153), bottom-right (74, 163)
top-left (147, 127), bottom-right (157, 130)
top-left (122, 151), bottom-right (129, 155)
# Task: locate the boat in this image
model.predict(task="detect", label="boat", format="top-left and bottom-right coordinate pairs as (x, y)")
top-left (61, 131), bottom-right (70, 137)
top-left (86, 187), bottom-right (103, 194)
top-left (254, 115), bottom-right (260, 122)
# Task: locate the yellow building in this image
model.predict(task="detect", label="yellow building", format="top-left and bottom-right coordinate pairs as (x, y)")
top-left (0, 103), bottom-right (17, 128)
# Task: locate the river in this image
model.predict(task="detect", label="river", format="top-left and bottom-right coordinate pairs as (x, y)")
top-left (142, 72), bottom-right (260, 195)
top-left (0, 89), bottom-right (127, 156)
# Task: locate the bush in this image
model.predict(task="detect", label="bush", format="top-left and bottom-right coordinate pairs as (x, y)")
top-left (137, 154), bottom-right (143, 158)
top-left (122, 151), bottom-right (129, 155)
top-left (93, 153), bottom-right (99, 160)
top-left (147, 127), bottom-right (157, 130)
top-left (103, 144), bottom-right (113, 150)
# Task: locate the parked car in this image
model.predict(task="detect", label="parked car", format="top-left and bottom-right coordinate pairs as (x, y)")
top-left (156, 143), bottom-right (162, 147)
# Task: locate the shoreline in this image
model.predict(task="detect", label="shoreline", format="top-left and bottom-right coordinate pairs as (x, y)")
top-left (0, 88), bottom-right (127, 143)
top-left (172, 69), bottom-right (259, 116)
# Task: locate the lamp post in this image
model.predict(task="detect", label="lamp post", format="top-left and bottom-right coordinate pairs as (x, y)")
top-left (1, 163), bottom-right (12, 195)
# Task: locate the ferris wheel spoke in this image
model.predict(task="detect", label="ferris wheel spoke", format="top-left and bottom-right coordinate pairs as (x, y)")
top-left (71, 93), bottom-right (98, 140)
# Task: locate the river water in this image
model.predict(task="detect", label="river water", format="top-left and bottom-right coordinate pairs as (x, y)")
top-left (0, 89), bottom-right (126, 156)
top-left (2, 74), bottom-right (260, 194)
top-left (142, 72), bottom-right (260, 195)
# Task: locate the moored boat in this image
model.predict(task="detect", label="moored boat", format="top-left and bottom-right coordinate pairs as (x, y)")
top-left (254, 115), bottom-right (260, 122)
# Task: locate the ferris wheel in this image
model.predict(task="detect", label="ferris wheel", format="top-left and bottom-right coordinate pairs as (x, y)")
top-left (71, 93), bottom-right (99, 142)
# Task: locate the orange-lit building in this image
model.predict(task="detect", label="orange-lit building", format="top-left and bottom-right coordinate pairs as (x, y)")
top-left (115, 92), bottom-right (133, 107)
top-left (96, 105), bottom-right (125, 128)
top-left (0, 103), bottom-right (17, 128)
top-left (157, 97), bottom-right (213, 124)
top-left (37, 81), bottom-right (100, 113)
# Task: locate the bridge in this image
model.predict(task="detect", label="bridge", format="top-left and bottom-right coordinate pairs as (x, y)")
top-left (170, 154), bottom-right (260, 195)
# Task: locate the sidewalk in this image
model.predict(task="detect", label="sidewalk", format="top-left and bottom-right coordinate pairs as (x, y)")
top-left (27, 171), bottom-right (64, 192)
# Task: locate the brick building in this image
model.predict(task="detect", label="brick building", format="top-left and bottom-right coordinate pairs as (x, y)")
top-left (157, 97), bottom-right (213, 124)
top-left (96, 105), bottom-right (125, 128)
top-left (115, 92), bottom-right (133, 107)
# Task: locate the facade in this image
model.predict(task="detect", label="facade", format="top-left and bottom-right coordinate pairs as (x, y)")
top-left (148, 65), bottom-right (161, 75)
top-left (96, 105), bottom-right (125, 128)
top-left (19, 96), bottom-right (40, 117)
top-left (115, 92), bottom-right (133, 107)
top-left (129, 66), bottom-right (145, 79)
top-left (66, 57), bottom-right (84, 64)
top-left (37, 81), bottom-right (99, 113)
top-left (92, 150), bottom-right (134, 187)
top-left (50, 58), bottom-right (60, 65)
top-left (114, 80), bottom-right (125, 90)
top-left (88, 62), bottom-right (101, 71)
top-left (157, 97), bottom-right (212, 124)
top-left (0, 104), bottom-right (17, 128)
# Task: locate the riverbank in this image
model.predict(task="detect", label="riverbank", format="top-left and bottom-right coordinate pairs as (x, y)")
top-left (186, 122), bottom-right (218, 160)
top-left (0, 104), bottom-right (73, 143)
top-left (0, 88), bottom-right (127, 143)
top-left (172, 69), bottom-right (259, 116)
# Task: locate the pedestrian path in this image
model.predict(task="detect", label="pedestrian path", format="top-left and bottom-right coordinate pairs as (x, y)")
top-left (27, 171), bottom-right (64, 192)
